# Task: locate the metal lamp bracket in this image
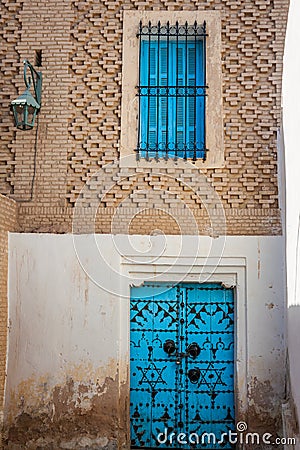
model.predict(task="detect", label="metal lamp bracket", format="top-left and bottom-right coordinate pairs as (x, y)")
top-left (23, 59), bottom-right (42, 107)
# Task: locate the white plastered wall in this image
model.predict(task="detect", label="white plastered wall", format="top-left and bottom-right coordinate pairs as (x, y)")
top-left (282, 0), bottom-right (300, 445)
top-left (5, 233), bottom-right (285, 444)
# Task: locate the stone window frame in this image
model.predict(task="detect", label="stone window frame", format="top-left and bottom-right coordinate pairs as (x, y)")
top-left (120, 10), bottom-right (224, 169)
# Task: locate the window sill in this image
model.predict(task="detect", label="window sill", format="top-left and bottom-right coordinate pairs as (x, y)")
top-left (119, 153), bottom-right (224, 169)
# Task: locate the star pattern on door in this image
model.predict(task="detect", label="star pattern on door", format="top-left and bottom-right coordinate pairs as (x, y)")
top-left (198, 362), bottom-right (226, 389)
top-left (137, 362), bottom-right (167, 388)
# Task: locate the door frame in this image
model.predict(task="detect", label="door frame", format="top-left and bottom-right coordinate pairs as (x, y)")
top-left (120, 252), bottom-right (247, 449)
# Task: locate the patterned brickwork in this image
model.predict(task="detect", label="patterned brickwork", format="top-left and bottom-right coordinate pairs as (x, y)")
top-left (0, 0), bottom-right (289, 235)
top-left (11, 0), bottom-right (74, 205)
top-left (65, 0), bottom-right (288, 212)
top-left (18, 205), bottom-right (281, 236)
top-left (0, 0), bottom-right (23, 195)
top-left (0, 194), bottom-right (17, 418)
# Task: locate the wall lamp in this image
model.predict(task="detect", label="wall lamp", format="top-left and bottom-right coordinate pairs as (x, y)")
top-left (11, 59), bottom-right (42, 131)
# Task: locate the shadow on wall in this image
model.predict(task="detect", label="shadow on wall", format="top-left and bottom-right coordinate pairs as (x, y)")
top-left (283, 305), bottom-right (300, 449)
top-left (287, 305), bottom-right (300, 417)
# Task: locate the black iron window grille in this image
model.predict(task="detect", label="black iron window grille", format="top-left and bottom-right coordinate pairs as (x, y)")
top-left (136, 21), bottom-right (208, 161)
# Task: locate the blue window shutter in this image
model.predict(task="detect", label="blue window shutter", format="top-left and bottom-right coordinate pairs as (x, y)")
top-left (139, 40), bottom-right (148, 153)
top-left (140, 39), bottom-right (148, 86)
top-left (176, 43), bottom-right (186, 157)
top-left (148, 41), bottom-right (158, 154)
top-left (138, 26), bottom-right (206, 159)
top-left (195, 39), bottom-right (205, 156)
top-left (187, 44), bottom-right (196, 152)
top-left (139, 40), bottom-right (158, 155)
top-left (184, 39), bottom-right (205, 158)
top-left (159, 42), bottom-right (168, 153)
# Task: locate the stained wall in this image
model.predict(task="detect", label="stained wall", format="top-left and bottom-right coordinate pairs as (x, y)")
top-left (0, 194), bottom-right (17, 431)
top-left (5, 233), bottom-right (285, 448)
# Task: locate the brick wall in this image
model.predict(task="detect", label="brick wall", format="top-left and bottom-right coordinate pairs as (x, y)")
top-left (0, 0), bottom-right (289, 235)
top-left (0, 1), bottom-right (22, 196)
top-left (0, 194), bottom-right (17, 418)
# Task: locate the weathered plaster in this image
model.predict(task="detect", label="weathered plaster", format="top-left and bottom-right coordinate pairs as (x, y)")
top-left (5, 234), bottom-right (285, 448)
top-left (5, 369), bottom-right (128, 449)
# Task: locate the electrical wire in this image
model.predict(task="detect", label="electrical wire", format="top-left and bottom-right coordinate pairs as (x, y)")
top-left (12, 114), bottom-right (39, 202)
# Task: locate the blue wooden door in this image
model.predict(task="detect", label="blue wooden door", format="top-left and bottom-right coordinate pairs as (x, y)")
top-left (130, 283), bottom-right (235, 449)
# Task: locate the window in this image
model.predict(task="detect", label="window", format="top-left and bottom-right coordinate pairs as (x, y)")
top-left (121, 11), bottom-right (223, 168)
top-left (137, 21), bottom-right (207, 161)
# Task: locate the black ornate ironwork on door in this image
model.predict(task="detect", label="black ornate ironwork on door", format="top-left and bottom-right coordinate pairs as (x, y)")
top-left (130, 283), bottom-right (235, 449)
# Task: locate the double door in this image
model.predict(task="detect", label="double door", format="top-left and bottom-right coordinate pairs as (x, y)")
top-left (130, 283), bottom-right (235, 449)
